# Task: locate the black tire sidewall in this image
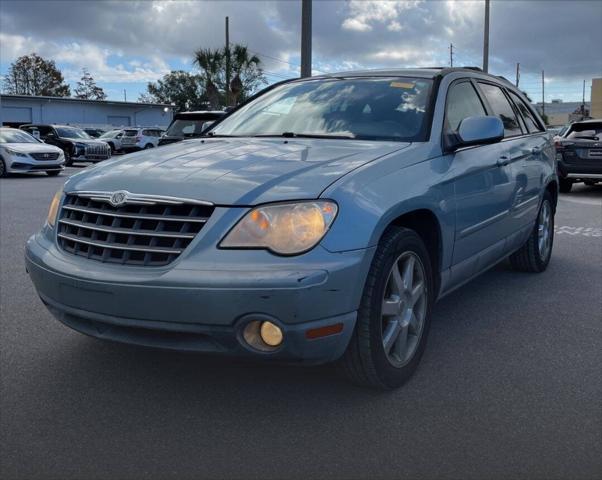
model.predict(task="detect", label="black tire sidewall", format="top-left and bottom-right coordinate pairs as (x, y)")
top-left (363, 229), bottom-right (434, 388)
top-left (0, 158), bottom-right (6, 177)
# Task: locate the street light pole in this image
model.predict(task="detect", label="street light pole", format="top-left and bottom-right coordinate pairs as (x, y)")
top-left (225, 16), bottom-right (231, 106)
top-left (482, 0), bottom-right (490, 73)
top-left (301, 0), bottom-right (312, 78)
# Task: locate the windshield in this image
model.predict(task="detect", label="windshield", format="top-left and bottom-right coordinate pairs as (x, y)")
top-left (0, 130), bottom-right (40, 144)
top-left (166, 119), bottom-right (211, 137)
top-left (56, 127), bottom-right (91, 139)
top-left (210, 77), bottom-right (434, 141)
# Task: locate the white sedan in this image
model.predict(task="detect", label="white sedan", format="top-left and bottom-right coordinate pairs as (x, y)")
top-left (0, 128), bottom-right (65, 177)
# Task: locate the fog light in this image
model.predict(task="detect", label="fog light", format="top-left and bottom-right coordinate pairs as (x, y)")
top-left (260, 321), bottom-right (283, 347)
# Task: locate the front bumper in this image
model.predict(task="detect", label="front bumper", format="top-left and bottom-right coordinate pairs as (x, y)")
top-left (25, 229), bottom-right (373, 364)
top-left (7, 159), bottom-right (64, 173)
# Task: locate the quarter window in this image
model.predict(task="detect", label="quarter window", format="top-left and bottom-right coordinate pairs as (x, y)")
top-left (445, 81), bottom-right (487, 131)
top-left (508, 91), bottom-right (543, 133)
top-left (478, 83), bottom-right (523, 137)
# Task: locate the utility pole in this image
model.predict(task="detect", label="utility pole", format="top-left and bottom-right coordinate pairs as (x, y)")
top-left (123, 89), bottom-right (127, 102)
top-left (515, 63), bottom-right (520, 87)
top-left (582, 79), bottom-right (586, 118)
top-left (541, 70), bottom-right (545, 118)
top-left (225, 16), bottom-right (231, 106)
top-left (449, 43), bottom-right (454, 67)
top-left (300, 0), bottom-right (312, 78)
top-left (482, 0), bottom-right (490, 72)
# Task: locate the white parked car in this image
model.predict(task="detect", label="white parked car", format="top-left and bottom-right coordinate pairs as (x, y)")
top-left (0, 127), bottom-right (65, 177)
top-left (99, 129), bottom-right (124, 153)
top-left (120, 127), bottom-right (164, 152)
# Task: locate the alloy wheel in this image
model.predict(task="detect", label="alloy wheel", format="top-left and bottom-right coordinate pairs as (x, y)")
top-left (538, 200), bottom-right (552, 259)
top-left (381, 251), bottom-right (428, 368)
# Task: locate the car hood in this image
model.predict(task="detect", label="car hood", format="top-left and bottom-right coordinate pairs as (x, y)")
top-left (66, 137), bottom-right (409, 205)
top-left (60, 138), bottom-right (107, 145)
top-left (2, 142), bottom-right (63, 153)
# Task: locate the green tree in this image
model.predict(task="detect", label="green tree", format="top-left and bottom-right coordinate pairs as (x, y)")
top-left (74, 68), bottom-right (106, 100)
top-left (193, 44), bottom-right (266, 109)
top-left (3, 53), bottom-right (70, 97)
top-left (138, 71), bottom-right (206, 112)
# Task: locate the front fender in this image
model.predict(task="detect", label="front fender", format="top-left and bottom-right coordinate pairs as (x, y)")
top-left (320, 150), bottom-right (455, 272)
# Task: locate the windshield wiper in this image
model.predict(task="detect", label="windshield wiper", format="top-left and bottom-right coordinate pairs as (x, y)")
top-left (254, 132), bottom-right (355, 139)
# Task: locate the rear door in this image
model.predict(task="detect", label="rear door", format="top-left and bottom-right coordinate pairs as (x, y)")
top-left (505, 90), bottom-right (549, 231)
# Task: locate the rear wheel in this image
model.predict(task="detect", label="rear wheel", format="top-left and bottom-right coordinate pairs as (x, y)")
top-left (144, 143), bottom-right (154, 149)
top-left (559, 178), bottom-right (572, 193)
top-left (339, 227), bottom-right (433, 389)
top-left (510, 191), bottom-right (554, 273)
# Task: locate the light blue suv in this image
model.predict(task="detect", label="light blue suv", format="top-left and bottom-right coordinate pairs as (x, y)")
top-left (26, 68), bottom-right (557, 389)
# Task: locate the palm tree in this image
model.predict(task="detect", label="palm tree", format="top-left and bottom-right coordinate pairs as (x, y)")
top-left (193, 48), bottom-right (224, 109)
top-left (229, 45), bottom-right (262, 105)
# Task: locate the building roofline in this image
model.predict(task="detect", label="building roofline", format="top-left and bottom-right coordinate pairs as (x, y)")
top-left (0, 94), bottom-right (172, 108)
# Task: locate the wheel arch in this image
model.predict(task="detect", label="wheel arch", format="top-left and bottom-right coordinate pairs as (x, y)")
top-left (545, 179), bottom-right (558, 212)
top-left (385, 208), bottom-right (443, 297)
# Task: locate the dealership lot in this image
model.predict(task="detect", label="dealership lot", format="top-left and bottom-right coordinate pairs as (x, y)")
top-left (1, 167), bottom-right (601, 479)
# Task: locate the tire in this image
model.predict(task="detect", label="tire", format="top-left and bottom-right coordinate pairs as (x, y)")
top-left (338, 227), bottom-right (434, 389)
top-left (0, 158), bottom-right (7, 177)
top-left (64, 151), bottom-right (73, 167)
top-left (509, 191), bottom-right (554, 273)
top-left (144, 144), bottom-right (154, 149)
top-left (107, 142), bottom-right (116, 154)
top-left (584, 180), bottom-right (597, 186)
top-left (559, 178), bottom-right (572, 193)
top-left (46, 170), bottom-right (61, 177)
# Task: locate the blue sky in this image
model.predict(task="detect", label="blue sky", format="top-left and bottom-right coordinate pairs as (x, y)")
top-left (1, 1), bottom-right (600, 104)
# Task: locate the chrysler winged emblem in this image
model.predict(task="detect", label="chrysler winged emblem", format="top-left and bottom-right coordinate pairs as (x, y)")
top-left (109, 190), bottom-right (128, 207)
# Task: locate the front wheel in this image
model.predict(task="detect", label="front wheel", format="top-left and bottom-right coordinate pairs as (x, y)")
top-left (339, 227), bottom-right (433, 389)
top-left (0, 158), bottom-right (7, 177)
top-left (64, 151), bottom-right (73, 167)
top-left (510, 191), bottom-right (554, 273)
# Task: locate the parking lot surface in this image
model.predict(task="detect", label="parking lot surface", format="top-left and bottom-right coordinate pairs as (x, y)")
top-left (1, 166), bottom-right (601, 480)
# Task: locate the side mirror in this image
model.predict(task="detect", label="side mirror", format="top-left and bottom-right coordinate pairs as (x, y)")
top-left (449, 116), bottom-right (504, 151)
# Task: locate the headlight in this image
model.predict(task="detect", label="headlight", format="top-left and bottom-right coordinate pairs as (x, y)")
top-left (46, 187), bottom-right (63, 227)
top-left (5, 148), bottom-right (28, 158)
top-left (220, 201), bottom-right (338, 255)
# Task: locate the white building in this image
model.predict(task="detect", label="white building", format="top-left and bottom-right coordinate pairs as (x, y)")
top-left (0, 94), bottom-right (173, 129)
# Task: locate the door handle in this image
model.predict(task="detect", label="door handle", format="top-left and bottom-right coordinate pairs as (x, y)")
top-left (497, 156), bottom-right (510, 167)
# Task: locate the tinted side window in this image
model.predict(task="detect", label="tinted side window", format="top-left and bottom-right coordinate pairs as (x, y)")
top-left (445, 81), bottom-right (487, 131)
top-left (478, 83), bottom-right (523, 137)
top-left (508, 91), bottom-right (543, 133)
top-left (142, 130), bottom-right (150, 136)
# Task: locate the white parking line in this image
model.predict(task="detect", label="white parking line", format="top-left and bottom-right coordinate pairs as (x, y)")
top-left (555, 226), bottom-right (602, 237)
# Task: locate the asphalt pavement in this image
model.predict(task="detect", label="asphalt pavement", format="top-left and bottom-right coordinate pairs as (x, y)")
top-left (1, 165), bottom-right (601, 480)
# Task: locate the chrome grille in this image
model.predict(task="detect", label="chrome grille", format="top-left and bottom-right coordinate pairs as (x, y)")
top-left (30, 152), bottom-right (61, 161)
top-left (85, 144), bottom-right (111, 160)
top-left (57, 193), bottom-right (214, 266)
